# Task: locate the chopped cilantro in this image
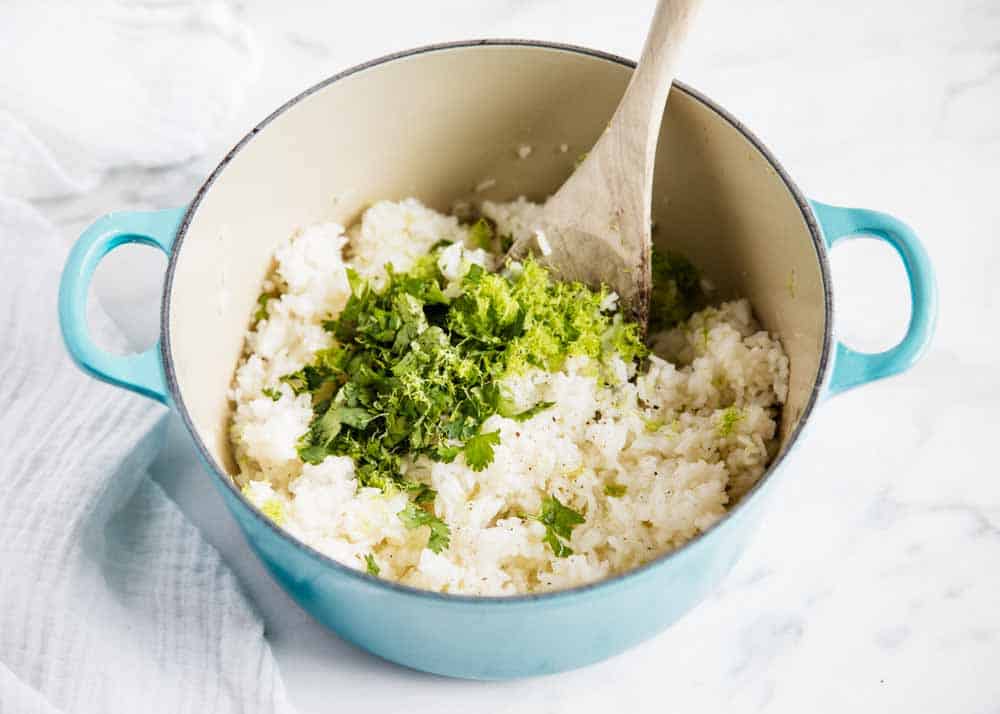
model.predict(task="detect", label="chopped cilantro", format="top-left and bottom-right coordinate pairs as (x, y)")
top-left (429, 239), bottom-right (454, 253)
top-left (500, 400), bottom-right (555, 422)
top-left (287, 253), bottom-right (646, 489)
top-left (463, 430), bottom-right (500, 471)
top-left (398, 503), bottom-right (451, 553)
top-left (254, 291), bottom-right (279, 323)
top-left (468, 217), bottom-right (494, 249)
top-left (364, 553), bottom-right (380, 576)
top-left (531, 494), bottom-right (585, 557)
top-left (717, 406), bottom-right (744, 437)
top-left (407, 482), bottom-right (438, 505)
top-left (604, 483), bottom-right (627, 498)
top-left (261, 387), bottom-right (281, 401)
top-left (649, 248), bottom-right (703, 332)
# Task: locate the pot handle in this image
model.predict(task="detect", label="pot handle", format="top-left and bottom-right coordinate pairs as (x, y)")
top-left (811, 200), bottom-right (937, 395)
top-left (58, 208), bottom-right (186, 404)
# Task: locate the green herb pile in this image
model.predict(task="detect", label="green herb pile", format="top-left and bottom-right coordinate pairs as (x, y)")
top-left (282, 252), bottom-right (645, 491)
top-left (274, 241), bottom-right (701, 557)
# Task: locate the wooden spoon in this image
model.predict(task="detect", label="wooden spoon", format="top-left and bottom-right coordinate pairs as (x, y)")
top-left (506, 0), bottom-right (701, 328)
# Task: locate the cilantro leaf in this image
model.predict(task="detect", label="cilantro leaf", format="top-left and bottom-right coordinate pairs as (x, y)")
top-left (334, 406), bottom-right (376, 429)
top-left (298, 444), bottom-right (328, 465)
top-left (501, 400), bottom-right (555, 422)
top-left (397, 503), bottom-right (428, 529)
top-left (531, 494), bottom-right (585, 557)
top-left (543, 528), bottom-right (574, 558)
top-left (405, 482), bottom-right (437, 505)
top-left (463, 430), bottom-right (500, 471)
top-left (254, 291), bottom-right (278, 323)
top-left (537, 494), bottom-right (585, 539)
top-left (261, 387), bottom-right (281, 401)
top-left (285, 253), bottom-right (651, 493)
top-left (311, 406), bottom-right (342, 446)
top-left (433, 443), bottom-right (462, 463)
top-left (398, 503), bottom-right (451, 553)
top-left (364, 553), bottom-right (380, 576)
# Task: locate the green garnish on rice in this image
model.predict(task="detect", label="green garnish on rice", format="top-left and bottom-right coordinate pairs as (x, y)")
top-left (284, 254), bottom-right (646, 495)
top-left (462, 430), bottom-right (501, 472)
top-left (531, 495), bottom-right (586, 558)
top-left (253, 290), bottom-right (279, 324)
top-left (398, 502), bottom-right (451, 554)
top-left (228, 198), bottom-right (790, 591)
top-left (499, 400), bottom-right (555, 422)
top-left (261, 387), bottom-right (281, 401)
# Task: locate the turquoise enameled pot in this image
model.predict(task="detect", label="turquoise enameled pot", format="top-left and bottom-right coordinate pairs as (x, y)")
top-left (57, 41), bottom-right (936, 679)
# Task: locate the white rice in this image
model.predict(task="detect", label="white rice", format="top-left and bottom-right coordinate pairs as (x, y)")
top-left (230, 198), bottom-right (788, 595)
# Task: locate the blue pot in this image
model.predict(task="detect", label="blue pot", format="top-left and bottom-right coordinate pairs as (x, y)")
top-left (57, 41), bottom-right (936, 679)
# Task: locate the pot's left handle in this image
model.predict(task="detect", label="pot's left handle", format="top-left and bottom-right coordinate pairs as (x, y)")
top-left (58, 208), bottom-right (186, 404)
top-left (811, 201), bottom-right (938, 396)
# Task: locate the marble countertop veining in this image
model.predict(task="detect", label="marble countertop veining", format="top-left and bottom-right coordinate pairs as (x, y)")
top-left (21, 1), bottom-right (999, 711)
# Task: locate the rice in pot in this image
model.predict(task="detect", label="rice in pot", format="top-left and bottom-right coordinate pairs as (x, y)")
top-left (230, 198), bottom-right (788, 595)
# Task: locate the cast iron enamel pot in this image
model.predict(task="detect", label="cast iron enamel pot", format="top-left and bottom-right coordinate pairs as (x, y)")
top-left (58, 41), bottom-right (936, 679)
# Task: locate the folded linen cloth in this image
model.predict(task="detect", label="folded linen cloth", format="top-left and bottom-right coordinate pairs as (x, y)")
top-left (0, 198), bottom-right (295, 714)
top-left (0, 2), bottom-right (294, 712)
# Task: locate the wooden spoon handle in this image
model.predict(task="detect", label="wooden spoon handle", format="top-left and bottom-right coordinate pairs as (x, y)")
top-left (510, 0), bottom-right (701, 325)
top-left (602, 0), bottom-right (701, 189)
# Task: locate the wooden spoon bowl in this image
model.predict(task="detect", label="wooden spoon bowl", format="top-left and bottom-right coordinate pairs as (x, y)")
top-left (507, 0), bottom-right (701, 328)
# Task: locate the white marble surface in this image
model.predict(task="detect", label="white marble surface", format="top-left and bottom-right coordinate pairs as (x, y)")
top-left (18, 0), bottom-right (999, 711)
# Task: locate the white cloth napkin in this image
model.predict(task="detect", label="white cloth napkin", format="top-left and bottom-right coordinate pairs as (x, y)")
top-left (0, 2), bottom-right (294, 712)
top-left (0, 199), bottom-right (295, 714)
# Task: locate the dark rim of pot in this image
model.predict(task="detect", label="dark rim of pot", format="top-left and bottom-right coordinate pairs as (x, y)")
top-left (161, 39), bottom-right (833, 605)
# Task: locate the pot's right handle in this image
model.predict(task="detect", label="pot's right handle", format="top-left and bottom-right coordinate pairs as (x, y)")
top-left (811, 200), bottom-right (937, 395)
top-left (58, 208), bottom-right (186, 404)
